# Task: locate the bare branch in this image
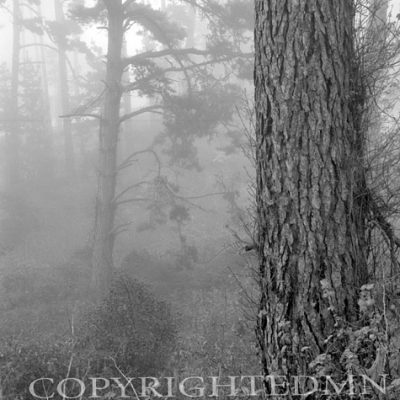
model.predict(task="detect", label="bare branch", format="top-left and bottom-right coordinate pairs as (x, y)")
top-left (60, 113), bottom-right (102, 120)
top-left (368, 189), bottom-right (400, 249)
top-left (113, 181), bottom-right (150, 203)
top-left (117, 148), bottom-right (161, 176)
top-left (123, 47), bottom-right (212, 66)
top-left (110, 221), bottom-right (134, 237)
top-left (119, 105), bottom-right (164, 124)
top-left (116, 197), bottom-right (152, 206)
top-left (20, 43), bottom-right (58, 52)
top-left (178, 191), bottom-right (229, 201)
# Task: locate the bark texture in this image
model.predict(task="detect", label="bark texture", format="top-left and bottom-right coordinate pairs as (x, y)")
top-left (91, 0), bottom-right (124, 298)
top-left (254, 0), bottom-right (368, 380)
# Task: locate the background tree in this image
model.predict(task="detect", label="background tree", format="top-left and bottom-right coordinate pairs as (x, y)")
top-left (54, 0), bottom-right (76, 176)
top-left (67, 0), bottom-right (253, 298)
top-left (6, 0), bottom-right (22, 186)
top-left (0, 0), bottom-right (261, 398)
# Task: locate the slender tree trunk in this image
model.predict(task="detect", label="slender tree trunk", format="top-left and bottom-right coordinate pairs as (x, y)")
top-left (36, 2), bottom-right (54, 178)
top-left (120, 39), bottom-right (132, 160)
top-left (186, 6), bottom-right (196, 48)
top-left (72, 48), bottom-right (86, 173)
top-left (38, 38), bottom-right (52, 139)
top-left (254, 0), bottom-right (368, 383)
top-left (6, 0), bottom-right (22, 186)
top-left (91, 1), bottom-right (124, 298)
top-left (54, 0), bottom-right (75, 177)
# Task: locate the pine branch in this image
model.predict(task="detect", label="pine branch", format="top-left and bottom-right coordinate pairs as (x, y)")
top-left (123, 56), bottom-right (244, 92)
top-left (123, 48), bottom-right (211, 67)
top-left (123, 47), bottom-right (252, 67)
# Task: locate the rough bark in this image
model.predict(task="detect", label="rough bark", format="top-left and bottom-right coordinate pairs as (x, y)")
top-left (254, 0), bottom-right (369, 382)
top-left (91, 0), bottom-right (124, 298)
top-left (54, 0), bottom-right (75, 176)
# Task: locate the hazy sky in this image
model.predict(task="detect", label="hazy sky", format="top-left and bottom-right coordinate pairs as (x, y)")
top-left (0, 0), bottom-right (398, 67)
top-left (0, 0), bottom-right (165, 66)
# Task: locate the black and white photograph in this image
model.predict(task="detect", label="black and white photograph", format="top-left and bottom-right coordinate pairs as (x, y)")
top-left (0, 0), bottom-right (400, 399)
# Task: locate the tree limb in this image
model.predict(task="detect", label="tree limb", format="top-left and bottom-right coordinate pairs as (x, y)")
top-left (117, 149), bottom-right (161, 176)
top-left (60, 113), bottom-right (102, 120)
top-left (369, 190), bottom-right (400, 249)
top-left (113, 181), bottom-right (150, 203)
top-left (119, 105), bottom-right (164, 124)
top-left (122, 47), bottom-right (212, 67)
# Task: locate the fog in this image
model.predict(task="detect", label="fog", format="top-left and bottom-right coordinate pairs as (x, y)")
top-left (0, 0), bottom-right (259, 398)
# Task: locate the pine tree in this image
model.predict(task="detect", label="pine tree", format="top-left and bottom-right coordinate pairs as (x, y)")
top-left (254, 0), bottom-right (369, 382)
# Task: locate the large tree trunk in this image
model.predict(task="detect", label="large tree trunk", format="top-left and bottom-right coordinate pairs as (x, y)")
top-left (254, 0), bottom-right (369, 383)
top-left (54, 0), bottom-right (75, 177)
top-left (91, 0), bottom-right (124, 298)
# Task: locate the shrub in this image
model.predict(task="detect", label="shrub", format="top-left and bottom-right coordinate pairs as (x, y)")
top-left (0, 265), bottom-right (177, 399)
top-left (76, 273), bottom-right (177, 376)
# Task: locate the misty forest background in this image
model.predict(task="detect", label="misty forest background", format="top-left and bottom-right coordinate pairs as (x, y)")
top-left (1, 0), bottom-right (400, 399)
top-left (0, 0), bottom-right (259, 398)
